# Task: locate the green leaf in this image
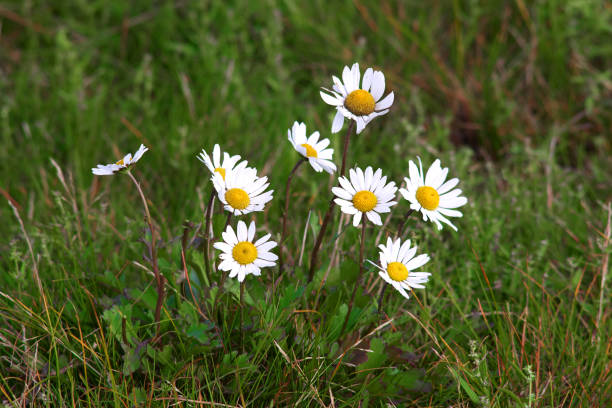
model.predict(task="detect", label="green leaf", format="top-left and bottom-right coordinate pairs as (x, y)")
top-left (357, 337), bottom-right (386, 374)
top-left (102, 304), bottom-right (138, 345)
top-left (186, 322), bottom-right (214, 344)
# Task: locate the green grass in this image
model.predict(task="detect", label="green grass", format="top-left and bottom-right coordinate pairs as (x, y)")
top-left (1, 0), bottom-right (611, 406)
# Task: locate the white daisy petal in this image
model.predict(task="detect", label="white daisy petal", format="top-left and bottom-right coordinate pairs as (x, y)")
top-left (331, 110), bottom-right (344, 133)
top-left (332, 75), bottom-right (347, 96)
top-left (342, 65), bottom-right (355, 93)
top-left (247, 220), bottom-right (256, 241)
top-left (439, 195), bottom-right (468, 209)
top-left (375, 92), bottom-right (394, 111)
top-left (320, 91), bottom-right (341, 106)
top-left (215, 221), bottom-right (277, 282)
top-left (366, 211), bottom-right (382, 225)
top-left (370, 71), bottom-right (385, 101)
top-left (91, 144), bottom-right (148, 175)
top-left (362, 67), bottom-right (373, 91)
top-left (401, 158), bottom-right (467, 231)
top-left (237, 221), bottom-right (248, 241)
top-left (322, 64), bottom-right (394, 134)
top-left (405, 254), bottom-right (430, 271)
top-left (376, 238), bottom-right (430, 300)
top-left (333, 166), bottom-right (398, 227)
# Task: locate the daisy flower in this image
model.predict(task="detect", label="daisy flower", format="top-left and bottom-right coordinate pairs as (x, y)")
top-left (214, 220), bottom-right (278, 282)
top-left (212, 166), bottom-right (273, 215)
top-left (399, 158), bottom-right (468, 231)
top-left (332, 166), bottom-right (398, 227)
top-left (92, 144), bottom-right (148, 175)
top-left (320, 62), bottom-right (394, 134)
top-left (368, 237), bottom-right (431, 300)
top-left (197, 144), bottom-right (249, 182)
top-left (287, 121), bottom-right (337, 174)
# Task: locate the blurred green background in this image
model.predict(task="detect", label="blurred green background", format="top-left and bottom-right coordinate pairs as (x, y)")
top-left (1, 0), bottom-right (610, 225)
top-left (1, 0), bottom-right (611, 406)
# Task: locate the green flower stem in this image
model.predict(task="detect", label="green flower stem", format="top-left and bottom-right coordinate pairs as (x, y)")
top-left (308, 121), bottom-right (354, 282)
top-left (340, 218), bottom-right (366, 336)
top-left (202, 190), bottom-right (215, 286)
top-left (397, 209), bottom-right (414, 237)
top-left (126, 170), bottom-right (164, 332)
top-left (279, 158), bottom-right (306, 273)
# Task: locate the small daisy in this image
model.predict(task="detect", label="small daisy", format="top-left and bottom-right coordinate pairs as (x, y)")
top-left (214, 220), bottom-right (278, 282)
top-left (368, 237), bottom-right (431, 300)
top-left (399, 158), bottom-right (468, 231)
top-left (287, 121), bottom-right (337, 174)
top-left (332, 166), bottom-right (398, 227)
top-left (212, 166), bottom-right (274, 215)
top-left (92, 144), bottom-right (148, 175)
top-left (320, 62), bottom-right (394, 134)
top-left (197, 144), bottom-right (249, 182)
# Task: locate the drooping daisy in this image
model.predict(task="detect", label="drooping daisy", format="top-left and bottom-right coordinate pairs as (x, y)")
top-left (92, 144), bottom-right (148, 175)
top-left (287, 121), bottom-right (337, 174)
top-left (212, 166), bottom-right (274, 215)
top-left (320, 62), bottom-right (394, 134)
top-left (214, 220), bottom-right (278, 282)
top-left (399, 158), bottom-right (468, 231)
top-left (197, 144), bottom-right (249, 182)
top-left (332, 166), bottom-right (398, 227)
top-left (368, 237), bottom-right (431, 300)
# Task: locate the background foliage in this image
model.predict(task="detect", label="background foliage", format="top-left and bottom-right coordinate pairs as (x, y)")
top-left (1, 0), bottom-right (611, 406)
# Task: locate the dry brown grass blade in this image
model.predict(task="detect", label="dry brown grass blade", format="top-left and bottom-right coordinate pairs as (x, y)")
top-left (273, 340), bottom-right (326, 407)
top-left (597, 202), bottom-right (611, 331)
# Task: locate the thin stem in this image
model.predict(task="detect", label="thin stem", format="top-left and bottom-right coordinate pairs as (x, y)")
top-left (339, 121), bottom-right (354, 177)
top-left (126, 170), bottom-right (164, 329)
top-left (224, 212), bottom-right (233, 230)
top-left (308, 122), bottom-right (353, 282)
top-left (340, 219), bottom-right (366, 336)
top-left (377, 284), bottom-right (387, 315)
top-left (212, 211), bottom-right (233, 313)
top-left (279, 158), bottom-right (306, 273)
top-left (240, 281), bottom-right (245, 353)
top-left (202, 190), bottom-right (215, 286)
top-left (397, 209), bottom-right (415, 237)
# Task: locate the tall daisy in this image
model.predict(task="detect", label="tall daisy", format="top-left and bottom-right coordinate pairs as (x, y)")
top-left (368, 237), bottom-right (431, 300)
top-left (197, 144), bottom-right (249, 182)
top-left (320, 62), bottom-right (394, 134)
top-left (92, 144), bottom-right (148, 175)
top-left (214, 220), bottom-right (278, 282)
top-left (399, 158), bottom-right (467, 231)
top-left (212, 167), bottom-right (273, 216)
top-left (287, 121), bottom-right (337, 174)
top-left (332, 166), bottom-right (397, 227)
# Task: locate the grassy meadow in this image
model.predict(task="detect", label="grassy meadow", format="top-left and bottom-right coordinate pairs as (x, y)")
top-left (1, 0), bottom-right (611, 406)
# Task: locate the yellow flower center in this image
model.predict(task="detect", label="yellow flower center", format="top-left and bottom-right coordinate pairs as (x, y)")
top-left (352, 190), bottom-right (377, 212)
top-left (214, 167), bottom-right (226, 180)
top-left (387, 262), bottom-right (409, 282)
top-left (344, 89), bottom-right (376, 116)
top-left (300, 143), bottom-right (318, 158)
top-left (115, 159), bottom-right (124, 165)
top-left (232, 241), bottom-right (258, 265)
top-left (416, 186), bottom-right (440, 210)
top-left (225, 188), bottom-right (250, 210)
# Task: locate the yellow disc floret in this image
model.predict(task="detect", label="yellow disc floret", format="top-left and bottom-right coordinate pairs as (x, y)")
top-left (415, 186), bottom-right (440, 210)
top-left (232, 241), bottom-right (258, 265)
top-left (352, 190), bottom-right (377, 212)
top-left (225, 188), bottom-right (250, 210)
top-left (387, 262), bottom-right (409, 282)
top-left (300, 143), bottom-right (318, 158)
top-left (344, 89), bottom-right (376, 116)
top-left (214, 167), bottom-right (226, 180)
top-left (115, 159), bottom-right (124, 165)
